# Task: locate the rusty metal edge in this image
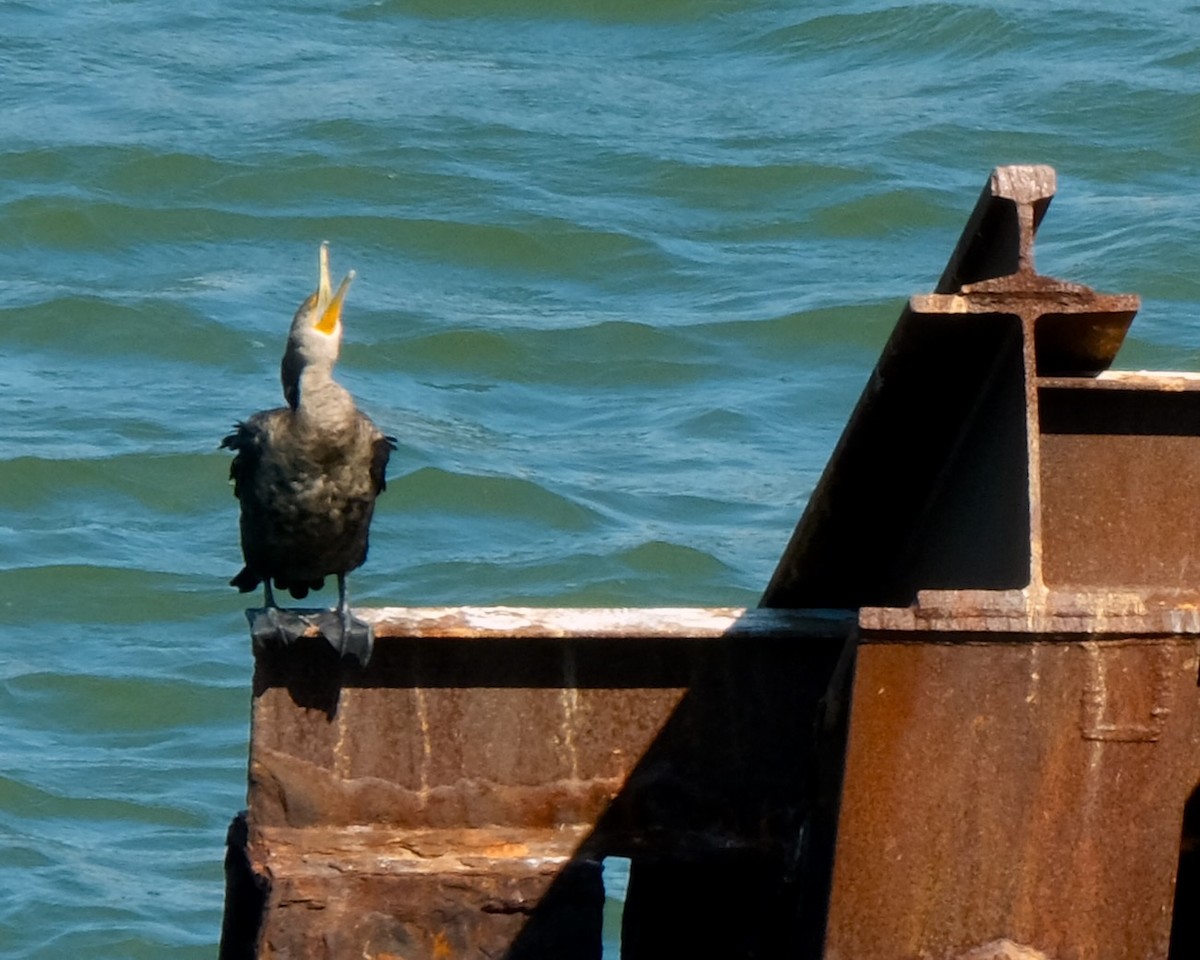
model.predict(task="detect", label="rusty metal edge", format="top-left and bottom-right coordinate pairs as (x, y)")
top-left (245, 605), bottom-right (857, 641)
top-left (861, 587), bottom-right (1200, 636)
top-left (936, 164), bottom-right (1056, 293)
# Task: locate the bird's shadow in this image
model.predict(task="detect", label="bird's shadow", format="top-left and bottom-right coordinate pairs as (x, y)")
top-left (246, 608), bottom-right (360, 719)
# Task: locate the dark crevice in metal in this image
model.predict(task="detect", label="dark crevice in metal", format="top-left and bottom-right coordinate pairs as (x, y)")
top-left (1168, 785), bottom-right (1200, 959)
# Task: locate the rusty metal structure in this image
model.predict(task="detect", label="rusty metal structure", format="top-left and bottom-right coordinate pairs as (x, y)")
top-left (221, 166), bottom-right (1200, 958)
top-left (219, 606), bottom-right (851, 958)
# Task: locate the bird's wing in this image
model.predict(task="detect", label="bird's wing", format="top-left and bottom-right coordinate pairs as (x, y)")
top-left (280, 344), bottom-right (302, 411)
top-left (220, 415), bottom-right (271, 499)
top-left (371, 433), bottom-right (397, 495)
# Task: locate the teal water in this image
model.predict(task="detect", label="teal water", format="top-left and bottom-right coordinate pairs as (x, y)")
top-left (3, 1), bottom-right (1200, 955)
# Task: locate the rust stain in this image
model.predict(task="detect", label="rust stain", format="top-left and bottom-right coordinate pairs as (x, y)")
top-left (1080, 639), bottom-right (1173, 743)
top-left (955, 940), bottom-right (1051, 960)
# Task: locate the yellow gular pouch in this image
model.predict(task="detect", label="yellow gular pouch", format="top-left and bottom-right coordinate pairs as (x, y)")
top-left (315, 269), bottom-right (355, 336)
top-left (315, 300), bottom-right (340, 335)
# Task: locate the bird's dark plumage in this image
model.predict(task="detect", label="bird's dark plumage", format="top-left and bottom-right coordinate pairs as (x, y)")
top-left (223, 243), bottom-right (393, 663)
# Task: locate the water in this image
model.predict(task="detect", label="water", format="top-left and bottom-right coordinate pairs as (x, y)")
top-left (2, 1), bottom-right (1200, 955)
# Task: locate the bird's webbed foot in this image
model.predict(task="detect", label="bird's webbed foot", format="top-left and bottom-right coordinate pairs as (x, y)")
top-left (313, 608), bottom-right (374, 667)
top-left (248, 606), bottom-right (313, 655)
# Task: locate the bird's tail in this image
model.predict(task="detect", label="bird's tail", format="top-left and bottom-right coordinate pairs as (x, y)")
top-left (230, 567), bottom-right (260, 593)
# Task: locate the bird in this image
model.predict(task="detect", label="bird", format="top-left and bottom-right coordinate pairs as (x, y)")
top-left (222, 242), bottom-right (394, 665)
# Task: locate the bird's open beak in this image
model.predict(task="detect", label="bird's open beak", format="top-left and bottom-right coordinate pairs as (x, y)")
top-left (314, 242), bottom-right (355, 335)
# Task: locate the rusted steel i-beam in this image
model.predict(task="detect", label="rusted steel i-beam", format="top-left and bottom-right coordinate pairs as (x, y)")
top-left (761, 165), bottom-right (1142, 613)
top-left (764, 165), bottom-right (1200, 959)
top-left (220, 607), bottom-right (850, 959)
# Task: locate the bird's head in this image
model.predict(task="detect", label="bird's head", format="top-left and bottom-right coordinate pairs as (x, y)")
top-left (288, 241), bottom-right (355, 360)
top-left (281, 242), bottom-right (356, 407)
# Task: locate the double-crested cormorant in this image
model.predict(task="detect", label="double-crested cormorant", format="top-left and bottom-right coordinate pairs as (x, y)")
top-left (222, 243), bottom-right (394, 665)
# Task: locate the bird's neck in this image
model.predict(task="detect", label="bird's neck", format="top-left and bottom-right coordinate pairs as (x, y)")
top-left (293, 363), bottom-right (357, 427)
